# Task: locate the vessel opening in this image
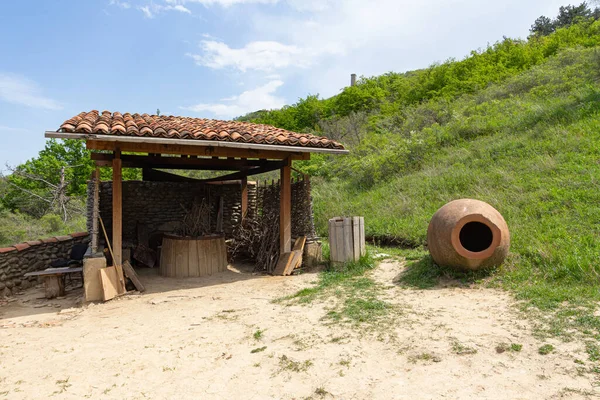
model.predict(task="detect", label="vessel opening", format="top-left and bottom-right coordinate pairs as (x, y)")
top-left (459, 221), bottom-right (493, 253)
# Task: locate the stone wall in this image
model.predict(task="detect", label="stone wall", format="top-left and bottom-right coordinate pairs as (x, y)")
top-left (0, 232), bottom-right (89, 297)
top-left (87, 181), bottom-right (257, 246)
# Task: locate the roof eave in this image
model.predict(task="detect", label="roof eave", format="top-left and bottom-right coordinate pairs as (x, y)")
top-left (44, 131), bottom-right (349, 155)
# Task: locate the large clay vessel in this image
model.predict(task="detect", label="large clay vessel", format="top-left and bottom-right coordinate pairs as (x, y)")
top-left (427, 199), bottom-right (510, 270)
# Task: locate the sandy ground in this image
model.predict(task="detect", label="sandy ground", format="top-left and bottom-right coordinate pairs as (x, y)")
top-left (0, 260), bottom-right (598, 400)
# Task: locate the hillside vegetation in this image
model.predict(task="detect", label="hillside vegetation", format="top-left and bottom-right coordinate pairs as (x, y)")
top-left (237, 8), bottom-right (600, 323)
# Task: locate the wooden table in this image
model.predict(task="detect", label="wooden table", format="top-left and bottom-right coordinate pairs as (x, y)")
top-left (24, 267), bottom-right (83, 299)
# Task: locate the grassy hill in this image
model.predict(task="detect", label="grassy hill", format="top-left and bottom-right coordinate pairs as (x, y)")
top-left (239, 18), bottom-right (600, 335)
top-left (311, 47), bottom-right (600, 310)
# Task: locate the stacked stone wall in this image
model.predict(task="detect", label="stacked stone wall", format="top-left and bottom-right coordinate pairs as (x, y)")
top-left (87, 181), bottom-right (255, 245)
top-left (0, 232), bottom-right (89, 297)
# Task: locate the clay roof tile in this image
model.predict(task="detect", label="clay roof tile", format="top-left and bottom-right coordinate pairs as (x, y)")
top-left (55, 110), bottom-right (345, 150)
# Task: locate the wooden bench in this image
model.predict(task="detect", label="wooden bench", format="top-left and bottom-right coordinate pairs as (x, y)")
top-left (24, 267), bottom-right (83, 299)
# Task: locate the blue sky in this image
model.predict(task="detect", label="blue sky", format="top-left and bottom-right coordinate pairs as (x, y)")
top-left (0, 0), bottom-right (569, 169)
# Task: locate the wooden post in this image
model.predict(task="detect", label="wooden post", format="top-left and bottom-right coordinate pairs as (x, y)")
top-left (241, 176), bottom-right (248, 222)
top-left (280, 158), bottom-right (292, 254)
top-left (112, 149), bottom-right (122, 267)
top-left (91, 167), bottom-right (100, 254)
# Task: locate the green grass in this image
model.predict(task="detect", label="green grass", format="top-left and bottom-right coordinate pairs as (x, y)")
top-left (250, 346), bottom-right (267, 354)
top-left (0, 210), bottom-right (86, 247)
top-left (538, 344), bottom-right (555, 355)
top-left (451, 340), bottom-right (478, 355)
top-left (253, 329), bottom-right (264, 341)
top-left (496, 342), bottom-right (523, 353)
top-left (307, 47), bottom-right (600, 338)
top-left (277, 253), bottom-right (397, 326)
top-left (277, 253), bottom-right (377, 304)
top-left (277, 355), bottom-right (313, 373)
top-left (408, 352), bottom-right (442, 363)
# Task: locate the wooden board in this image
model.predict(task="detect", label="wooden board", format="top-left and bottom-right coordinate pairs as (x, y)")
top-left (292, 236), bottom-right (306, 252)
top-left (122, 260), bottom-right (145, 292)
top-left (159, 236), bottom-right (227, 278)
top-left (24, 267), bottom-right (83, 277)
top-left (359, 217), bottom-right (366, 256)
top-left (87, 140), bottom-right (311, 161)
top-left (343, 218), bottom-right (353, 262)
top-left (352, 216), bottom-right (361, 261)
top-left (100, 267), bottom-right (120, 301)
top-left (83, 257), bottom-right (106, 302)
top-left (273, 252), bottom-right (293, 276)
top-left (283, 236), bottom-right (306, 275)
top-left (283, 250), bottom-right (303, 276)
top-left (188, 239), bottom-right (199, 278)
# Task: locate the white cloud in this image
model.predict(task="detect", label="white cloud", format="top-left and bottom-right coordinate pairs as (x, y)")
top-left (187, 40), bottom-right (309, 72)
top-left (181, 80), bottom-right (285, 118)
top-left (138, 3), bottom-right (191, 18)
top-left (0, 74), bottom-right (62, 110)
top-left (109, 0), bottom-right (131, 9)
top-left (244, 0), bottom-right (570, 96)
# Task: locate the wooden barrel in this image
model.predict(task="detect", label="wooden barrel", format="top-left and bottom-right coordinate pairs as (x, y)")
top-left (328, 217), bottom-right (365, 264)
top-left (159, 235), bottom-right (228, 278)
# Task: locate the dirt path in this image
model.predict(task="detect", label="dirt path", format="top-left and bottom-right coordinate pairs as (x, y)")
top-left (0, 260), bottom-right (597, 399)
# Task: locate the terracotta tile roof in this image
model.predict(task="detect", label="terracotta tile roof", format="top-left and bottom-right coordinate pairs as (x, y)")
top-left (57, 110), bottom-right (345, 150)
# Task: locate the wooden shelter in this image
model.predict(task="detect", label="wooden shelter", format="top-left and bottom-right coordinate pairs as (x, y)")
top-left (45, 110), bottom-right (347, 271)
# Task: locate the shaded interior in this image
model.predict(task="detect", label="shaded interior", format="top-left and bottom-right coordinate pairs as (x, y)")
top-left (459, 221), bottom-right (493, 253)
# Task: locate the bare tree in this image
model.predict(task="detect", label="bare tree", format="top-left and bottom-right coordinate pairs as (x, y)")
top-left (2, 164), bottom-right (85, 222)
top-left (318, 111), bottom-right (368, 147)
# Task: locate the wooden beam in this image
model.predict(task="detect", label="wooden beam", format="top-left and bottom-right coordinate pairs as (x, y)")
top-left (241, 176), bottom-right (248, 222)
top-left (280, 158), bottom-right (292, 254)
top-left (91, 167), bottom-right (100, 254)
top-left (142, 168), bottom-right (205, 182)
top-left (197, 161), bottom-right (285, 183)
top-left (87, 140), bottom-right (311, 161)
top-left (90, 152), bottom-right (279, 171)
top-left (112, 150), bottom-right (123, 267)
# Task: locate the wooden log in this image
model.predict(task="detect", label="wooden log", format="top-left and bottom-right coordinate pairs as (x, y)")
top-left (91, 168), bottom-right (100, 254)
top-left (280, 158), bottom-right (292, 254)
top-left (44, 275), bottom-right (65, 299)
top-left (112, 152), bottom-right (123, 267)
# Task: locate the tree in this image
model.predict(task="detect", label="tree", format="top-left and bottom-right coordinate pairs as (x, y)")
top-left (555, 3), bottom-right (591, 28)
top-left (1, 139), bottom-right (141, 218)
top-left (530, 16), bottom-right (555, 36)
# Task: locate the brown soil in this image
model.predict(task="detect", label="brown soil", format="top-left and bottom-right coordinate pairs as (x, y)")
top-left (0, 260), bottom-right (597, 399)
